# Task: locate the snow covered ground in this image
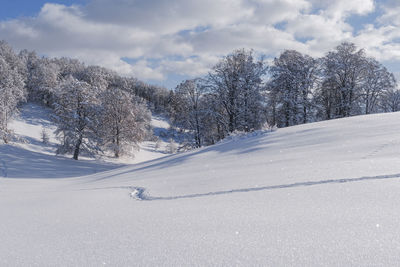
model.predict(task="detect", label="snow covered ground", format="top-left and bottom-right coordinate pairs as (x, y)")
top-left (1, 104), bottom-right (400, 266)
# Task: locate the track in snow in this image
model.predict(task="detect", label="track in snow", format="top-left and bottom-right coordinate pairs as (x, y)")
top-left (127, 172), bottom-right (400, 201)
top-left (362, 139), bottom-right (400, 159)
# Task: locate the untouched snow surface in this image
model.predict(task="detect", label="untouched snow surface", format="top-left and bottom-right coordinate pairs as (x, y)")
top-left (1, 107), bottom-right (400, 266)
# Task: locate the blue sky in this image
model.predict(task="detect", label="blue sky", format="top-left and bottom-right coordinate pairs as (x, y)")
top-left (0, 0), bottom-right (86, 19)
top-left (0, 0), bottom-right (399, 89)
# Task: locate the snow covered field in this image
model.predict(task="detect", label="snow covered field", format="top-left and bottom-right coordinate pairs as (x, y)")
top-left (1, 106), bottom-right (400, 266)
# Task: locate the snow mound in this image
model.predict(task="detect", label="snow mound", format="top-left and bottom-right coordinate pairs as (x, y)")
top-left (129, 187), bottom-right (147, 200)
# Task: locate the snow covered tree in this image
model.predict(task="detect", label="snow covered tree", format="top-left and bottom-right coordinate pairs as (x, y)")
top-left (167, 138), bottom-right (177, 154)
top-left (315, 43), bottom-right (397, 119)
top-left (172, 79), bottom-right (207, 148)
top-left (23, 53), bottom-right (60, 106)
top-left (268, 50), bottom-right (317, 127)
top-left (129, 79), bottom-right (171, 112)
top-left (319, 42), bottom-right (366, 118)
top-left (54, 57), bottom-right (86, 81)
top-left (206, 48), bottom-right (267, 134)
top-left (361, 58), bottom-right (396, 114)
top-left (314, 76), bottom-right (337, 120)
top-left (201, 93), bottom-right (227, 144)
top-left (53, 76), bottom-right (101, 160)
top-left (41, 127), bottom-right (50, 144)
top-left (380, 88), bottom-right (400, 112)
top-left (0, 41), bottom-right (26, 143)
top-left (237, 51), bottom-right (268, 131)
top-left (100, 87), bottom-right (151, 158)
top-left (80, 65), bottom-right (111, 93)
top-left (154, 138), bottom-right (161, 151)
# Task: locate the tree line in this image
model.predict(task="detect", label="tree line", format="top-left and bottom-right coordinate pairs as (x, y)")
top-left (1, 40), bottom-right (399, 158)
top-left (169, 43), bottom-right (399, 148)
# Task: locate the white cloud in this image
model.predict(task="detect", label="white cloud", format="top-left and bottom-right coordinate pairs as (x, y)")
top-left (84, 0), bottom-right (252, 33)
top-left (309, 0), bottom-right (375, 18)
top-left (0, 0), bottom-right (398, 87)
top-left (378, 2), bottom-right (400, 26)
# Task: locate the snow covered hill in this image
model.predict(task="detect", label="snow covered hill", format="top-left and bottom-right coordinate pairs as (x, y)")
top-left (1, 109), bottom-right (400, 266)
top-left (1, 103), bottom-right (122, 178)
top-left (0, 103), bottom-right (175, 178)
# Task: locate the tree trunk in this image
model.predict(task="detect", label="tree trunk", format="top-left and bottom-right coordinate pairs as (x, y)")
top-left (73, 135), bottom-right (82, 160)
top-left (303, 90), bottom-right (307, 124)
top-left (195, 114), bottom-right (201, 148)
top-left (229, 113), bottom-right (235, 133)
top-left (115, 137), bottom-right (120, 158)
top-left (115, 127), bottom-right (120, 158)
top-left (285, 102), bottom-right (290, 127)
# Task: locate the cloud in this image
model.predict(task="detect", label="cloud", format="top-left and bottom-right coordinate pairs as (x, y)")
top-left (84, 0), bottom-right (252, 33)
top-left (0, 0), bottom-right (398, 87)
top-left (311, 0), bottom-right (375, 18)
top-left (379, 4), bottom-right (400, 26)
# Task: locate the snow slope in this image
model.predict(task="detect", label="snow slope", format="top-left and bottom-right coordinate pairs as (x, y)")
top-left (1, 110), bottom-right (400, 266)
top-left (2, 103), bottom-right (122, 178)
top-left (2, 103), bottom-right (174, 177)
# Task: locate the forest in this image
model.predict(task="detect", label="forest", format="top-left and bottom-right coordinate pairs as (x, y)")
top-left (1, 40), bottom-right (399, 159)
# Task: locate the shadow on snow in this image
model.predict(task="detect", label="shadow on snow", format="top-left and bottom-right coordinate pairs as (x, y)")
top-left (0, 145), bottom-right (122, 178)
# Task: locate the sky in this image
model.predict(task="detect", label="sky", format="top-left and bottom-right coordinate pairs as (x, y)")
top-left (0, 0), bottom-right (399, 89)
